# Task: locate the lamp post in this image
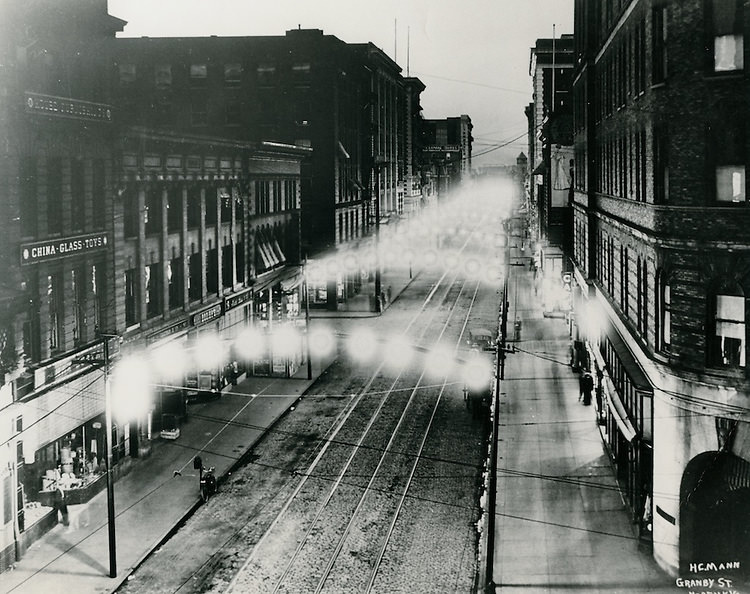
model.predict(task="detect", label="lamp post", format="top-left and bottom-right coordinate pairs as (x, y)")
top-left (372, 156), bottom-right (386, 313)
top-left (102, 336), bottom-right (117, 578)
top-left (486, 220), bottom-right (511, 591)
top-left (303, 254), bottom-right (312, 380)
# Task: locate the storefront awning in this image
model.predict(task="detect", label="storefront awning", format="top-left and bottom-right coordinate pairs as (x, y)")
top-left (604, 379), bottom-right (637, 443)
top-left (255, 229), bottom-right (286, 272)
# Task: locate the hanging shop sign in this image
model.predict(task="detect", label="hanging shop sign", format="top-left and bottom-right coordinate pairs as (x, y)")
top-left (20, 232), bottom-right (110, 266)
top-left (224, 288), bottom-right (252, 312)
top-left (190, 303), bottom-right (223, 327)
top-left (25, 92), bottom-right (113, 123)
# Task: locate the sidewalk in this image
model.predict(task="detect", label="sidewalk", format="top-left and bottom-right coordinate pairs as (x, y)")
top-left (1, 266), bottom-right (416, 594)
top-left (1, 369), bottom-right (322, 594)
top-left (492, 267), bottom-right (674, 593)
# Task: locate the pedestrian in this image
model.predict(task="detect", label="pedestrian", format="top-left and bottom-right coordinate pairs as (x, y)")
top-left (53, 482), bottom-right (69, 527)
top-left (581, 372), bottom-right (594, 406)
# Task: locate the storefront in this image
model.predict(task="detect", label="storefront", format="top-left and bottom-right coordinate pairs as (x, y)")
top-left (588, 329), bottom-right (654, 542)
top-left (251, 268), bottom-right (305, 377)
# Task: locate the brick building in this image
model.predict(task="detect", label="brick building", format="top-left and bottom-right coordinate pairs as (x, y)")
top-left (571, 0), bottom-right (750, 580)
top-left (0, 0), bottom-right (310, 570)
top-left (113, 29), bottom-right (425, 311)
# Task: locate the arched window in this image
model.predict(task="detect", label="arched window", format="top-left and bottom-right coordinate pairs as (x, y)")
top-left (709, 282), bottom-right (746, 368)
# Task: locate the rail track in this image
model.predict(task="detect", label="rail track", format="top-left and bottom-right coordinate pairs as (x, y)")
top-left (225, 263), bottom-right (491, 593)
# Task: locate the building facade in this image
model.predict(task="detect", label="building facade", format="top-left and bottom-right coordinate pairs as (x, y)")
top-left (572, 0), bottom-right (750, 580)
top-left (421, 116), bottom-right (474, 198)
top-left (112, 29), bottom-right (423, 311)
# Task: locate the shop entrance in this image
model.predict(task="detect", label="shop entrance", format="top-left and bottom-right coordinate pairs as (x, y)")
top-left (680, 451), bottom-right (750, 578)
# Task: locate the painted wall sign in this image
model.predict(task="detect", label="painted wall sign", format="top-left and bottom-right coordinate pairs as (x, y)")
top-left (20, 232), bottom-right (110, 265)
top-left (25, 92), bottom-right (113, 123)
top-left (190, 303), bottom-right (223, 326)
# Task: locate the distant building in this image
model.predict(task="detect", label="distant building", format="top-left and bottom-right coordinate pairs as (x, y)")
top-left (572, 0), bottom-right (750, 581)
top-left (421, 115), bottom-right (473, 198)
top-left (528, 34), bottom-right (575, 262)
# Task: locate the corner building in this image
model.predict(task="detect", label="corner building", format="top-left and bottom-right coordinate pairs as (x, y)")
top-left (572, 0), bottom-right (750, 579)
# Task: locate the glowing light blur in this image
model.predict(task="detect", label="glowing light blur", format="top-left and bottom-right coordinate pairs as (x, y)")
top-left (424, 345), bottom-right (455, 378)
top-left (194, 333), bottom-right (226, 369)
top-left (383, 335), bottom-right (414, 370)
top-left (465, 258), bottom-right (481, 278)
top-left (150, 341), bottom-right (188, 383)
top-left (309, 327), bottom-right (336, 357)
top-left (463, 354), bottom-right (492, 390)
top-left (235, 327), bottom-right (265, 361)
top-left (109, 354), bottom-right (152, 423)
top-left (347, 328), bottom-right (378, 363)
top-left (272, 325), bottom-right (299, 357)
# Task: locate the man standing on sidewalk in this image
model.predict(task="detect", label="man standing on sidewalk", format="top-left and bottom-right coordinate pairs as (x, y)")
top-left (53, 483), bottom-right (69, 527)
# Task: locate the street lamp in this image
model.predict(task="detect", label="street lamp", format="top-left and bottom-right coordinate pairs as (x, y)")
top-left (372, 155), bottom-right (387, 313)
top-left (91, 335), bottom-right (151, 578)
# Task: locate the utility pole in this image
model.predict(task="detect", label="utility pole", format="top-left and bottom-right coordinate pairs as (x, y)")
top-left (486, 222), bottom-right (511, 591)
top-left (303, 254), bottom-right (312, 380)
top-left (102, 337), bottom-right (117, 578)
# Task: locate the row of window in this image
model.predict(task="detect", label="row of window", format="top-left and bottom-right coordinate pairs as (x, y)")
top-left (587, 223), bottom-right (748, 371)
top-left (596, 127), bottom-right (648, 201)
top-left (23, 264), bottom-right (106, 361)
top-left (122, 181), bottom-right (297, 238)
top-left (19, 157), bottom-right (106, 239)
top-left (124, 243), bottom-right (246, 326)
top-left (118, 61), bottom-right (311, 88)
top-left (584, 121), bottom-right (746, 204)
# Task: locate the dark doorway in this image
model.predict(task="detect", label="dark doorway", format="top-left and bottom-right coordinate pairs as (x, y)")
top-left (680, 452), bottom-right (750, 579)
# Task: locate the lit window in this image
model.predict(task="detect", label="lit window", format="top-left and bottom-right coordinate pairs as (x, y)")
top-left (712, 293), bottom-right (745, 367)
top-left (712, 0), bottom-right (744, 72)
top-left (716, 166), bottom-right (746, 202)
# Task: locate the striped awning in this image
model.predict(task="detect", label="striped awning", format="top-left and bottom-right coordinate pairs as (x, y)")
top-left (255, 229), bottom-right (286, 272)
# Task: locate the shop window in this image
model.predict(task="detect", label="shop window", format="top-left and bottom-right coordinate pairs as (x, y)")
top-left (710, 0), bottom-right (744, 72)
top-left (125, 268), bottom-right (137, 327)
top-left (72, 267), bottom-right (86, 346)
top-left (19, 156), bottom-right (38, 237)
top-left (47, 157), bottom-right (62, 235)
top-left (47, 272), bottom-right (62, 352)
top-left (92, 263), bottom-right (104, 333)
top-left (709, 288), bottom-right (746, 368)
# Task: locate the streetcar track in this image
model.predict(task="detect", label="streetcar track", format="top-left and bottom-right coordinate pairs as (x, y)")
top-left (225, 266), bottom-right (468, 594)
